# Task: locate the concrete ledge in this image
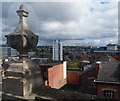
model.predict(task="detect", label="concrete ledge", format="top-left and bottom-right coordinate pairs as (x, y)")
top-left (2, 86), bottom-right (119, 101)
top-left (2, 92), bottom-right (35, 101)
top-left (34, 86), bottom-right (119, 101)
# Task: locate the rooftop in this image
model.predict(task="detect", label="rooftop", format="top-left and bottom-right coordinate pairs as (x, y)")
top-left (107, 43), bottom-right (118, 46)
top-left (40, 62), bottom-right (63, 67)
top-left (34, 86), bottom-right (112, 100)
top-left (96, 56), bottom-right (120, 83)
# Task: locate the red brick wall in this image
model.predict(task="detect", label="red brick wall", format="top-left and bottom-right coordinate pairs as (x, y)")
top-left (87, 55), bottom-right (120, 62)
top-left (79, 64), bottom-right (99, 95)
top-left (47, 64), bottom-right (66, 89)
top-left (112, 56), bottom-right (120, 62)
top-left (67, 71), bottom-right (80, 85)
top-left (97, 84), bottom-right (120, 99)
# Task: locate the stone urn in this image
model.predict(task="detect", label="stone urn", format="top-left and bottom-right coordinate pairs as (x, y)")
top-left (5, 5), bottom-right (38, 57)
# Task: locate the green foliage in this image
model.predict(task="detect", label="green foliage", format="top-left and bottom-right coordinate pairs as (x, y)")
top-left (44, 58), bottom-right (53, 64)
top-left (67, 58), bottom-right (83, 69)
top-left (67, 61), bottom-right (79, 69)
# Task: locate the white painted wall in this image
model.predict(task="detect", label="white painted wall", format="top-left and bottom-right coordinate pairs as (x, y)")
top-left (63, 61), bottom-right (67, 79)
top-left (107, 45), bottom-right (117, 50)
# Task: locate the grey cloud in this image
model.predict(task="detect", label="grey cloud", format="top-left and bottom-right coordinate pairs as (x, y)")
top-left (29, 2), bottom-right (81, 22)
top-left (1, 2), bottom-right (118, 46)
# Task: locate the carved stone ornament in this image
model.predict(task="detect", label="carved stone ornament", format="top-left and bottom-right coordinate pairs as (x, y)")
top-left (5, 5), bottom-right (38, 57)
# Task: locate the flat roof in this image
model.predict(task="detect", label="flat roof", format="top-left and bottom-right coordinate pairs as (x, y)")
top-left (40, 62), bottom-right (62, 67)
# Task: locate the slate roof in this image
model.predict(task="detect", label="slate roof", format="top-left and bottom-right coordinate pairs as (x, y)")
top-left (96, 56), bottom-right (120, 83)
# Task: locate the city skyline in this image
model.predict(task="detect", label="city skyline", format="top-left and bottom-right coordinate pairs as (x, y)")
top-left (1, 0), bottom-right (118, 46)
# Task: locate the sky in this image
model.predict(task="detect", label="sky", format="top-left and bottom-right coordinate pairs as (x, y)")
top-left (1, 0), bottom-right (119, 46)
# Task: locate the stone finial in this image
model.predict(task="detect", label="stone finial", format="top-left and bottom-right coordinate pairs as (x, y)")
top-left (5, 5), bottom-right (38, 57)
top-left (17, 5), bottom-right (29, 23)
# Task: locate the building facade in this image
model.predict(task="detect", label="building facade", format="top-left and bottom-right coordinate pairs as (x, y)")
top-left (0, 46), bottom-right (18, 57)
top-left (40, 61), bottom-right (67, 89)
top-left (95, 56), bottom-right (120, 99)
top-left (52, 40), bottom-right (63, 61)
top-left (107, 44), bottom-right (118, 51)
top-left (79, 62), bottom-right (100, 95)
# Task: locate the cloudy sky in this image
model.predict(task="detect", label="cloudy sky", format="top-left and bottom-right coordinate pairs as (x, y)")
top-left (1, 0), bottom-right (119, 46)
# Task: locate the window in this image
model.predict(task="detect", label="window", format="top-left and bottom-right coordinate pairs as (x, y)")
top-left (103, 90), bottom-right (115, 98)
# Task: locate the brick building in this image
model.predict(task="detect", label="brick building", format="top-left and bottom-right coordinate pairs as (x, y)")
top-left (39, 55), bottom-right (120, 99)
top-left (95, 56), bottom-right (120, 99)
top-left (79, 62), bottom-right (100, 95)
top-left (79, 56), bottom-right (120, 99)
top-left (63, 55), bottom-right (120, 99)
top-left (67, 69), bottom-right (81, 85)
top-left (61, 61), bottom-right (100, 95)
top-left (40, 61), bottom-right (67, 89)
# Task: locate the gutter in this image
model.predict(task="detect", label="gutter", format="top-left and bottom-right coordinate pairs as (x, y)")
top-left (94, 80), bottom-right (120, 85)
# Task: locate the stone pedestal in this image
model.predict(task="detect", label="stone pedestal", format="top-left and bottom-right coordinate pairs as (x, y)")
top-left (3, 5), bottom-right (43, 100)
top-left (2, 58), bottom-right (43, 100)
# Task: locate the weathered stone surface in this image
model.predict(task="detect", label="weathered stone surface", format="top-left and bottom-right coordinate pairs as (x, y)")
top-left (34, 86), bottom-right (119, 101)
top-left (3, 59), bottom-right (43, 97)
top-left (3, 78), bottom-right (24, 96)
top-left (3, 85), bottom-right (119, 101)
top-left (3, 5), bottom-right (43, 100)
top-left (5, 5), bottom-right (38, 56)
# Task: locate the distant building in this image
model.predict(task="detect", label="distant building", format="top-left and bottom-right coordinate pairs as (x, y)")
top-left (93, 50), bottom-right (119, 55)
top-left (0, 46), bottom-right (18, 57)
top-left (90, 44), bottom-right (120, 56)
top-left (31, 58), bottom-right (49, 64)
top-left (52, 40), bottom-right (63, 61)
top-left (107, 43), bottom-right (118, 51)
